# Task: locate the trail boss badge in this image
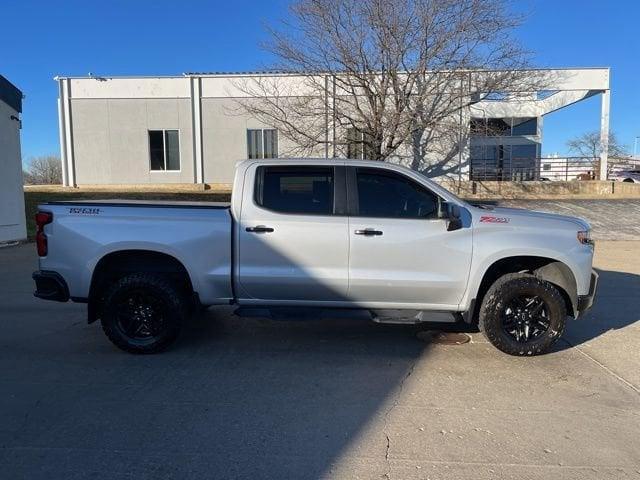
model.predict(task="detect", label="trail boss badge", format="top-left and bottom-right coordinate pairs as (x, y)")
top-left (479, 215), bottom-right (510, 223)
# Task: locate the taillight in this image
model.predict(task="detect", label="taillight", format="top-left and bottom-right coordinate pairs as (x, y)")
top-left (35, 211), bottom-right (53, 257)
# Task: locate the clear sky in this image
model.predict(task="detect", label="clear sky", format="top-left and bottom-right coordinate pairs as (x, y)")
top-left (2, 0), bottom-right (639, 164)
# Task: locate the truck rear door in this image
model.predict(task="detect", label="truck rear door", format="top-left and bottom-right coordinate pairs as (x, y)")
top-left (236, 163), bottom-right (349, 302)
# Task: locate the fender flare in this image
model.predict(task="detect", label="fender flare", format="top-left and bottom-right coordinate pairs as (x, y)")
top-left (534, 261), bottom-right (578, 317)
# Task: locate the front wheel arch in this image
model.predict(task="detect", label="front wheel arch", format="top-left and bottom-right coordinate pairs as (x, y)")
top-left (469, 256), bottom-right (577, 324)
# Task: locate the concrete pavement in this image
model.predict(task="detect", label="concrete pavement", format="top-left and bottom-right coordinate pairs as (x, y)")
top-left (495, 199), bottom-right (640, 240)
top-left (0, 238), bottom-right (638, 479)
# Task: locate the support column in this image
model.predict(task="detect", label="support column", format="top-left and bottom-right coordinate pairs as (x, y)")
top-left (332, 75), bottom-right (337, 158)
top-left (324, 75), bottom-right (329, 159)
top-left (599, 89), bottom-right (610, 181)
top-left (61, 78), bottom-right (76, 187)
top-left (56, 79), bottom-right (69, 187)
top-left (190, 77), bottom-right (204, 184)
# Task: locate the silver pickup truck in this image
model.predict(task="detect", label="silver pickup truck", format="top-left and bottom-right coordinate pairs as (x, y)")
top-left (33, 159), bottom-right (598, 356)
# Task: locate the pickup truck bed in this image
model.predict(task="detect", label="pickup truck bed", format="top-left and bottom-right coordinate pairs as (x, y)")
top-left (35, 199), bottom-right (235, 307)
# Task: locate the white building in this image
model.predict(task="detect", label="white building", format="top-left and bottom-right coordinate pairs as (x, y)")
top-left (55, 67), bottom-right (611, 188)
top-left (0, 75), bottom-right (26, 243)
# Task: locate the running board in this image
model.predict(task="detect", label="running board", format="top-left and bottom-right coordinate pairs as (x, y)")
top-left (234, 306), bottom-right (458, 324)
top-left (370, 310), bottom-right (458, 324)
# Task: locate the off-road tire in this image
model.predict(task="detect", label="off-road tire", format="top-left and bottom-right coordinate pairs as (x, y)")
top-left (479, 273), bottom-right (566, 356)
top-left (100, 273), bottom-right (187, 354)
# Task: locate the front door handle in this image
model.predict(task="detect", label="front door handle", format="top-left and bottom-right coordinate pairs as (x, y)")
top-left (246, 225), bottom-right (274, 233)
top-left (354, 228), bottom-right (383, 236)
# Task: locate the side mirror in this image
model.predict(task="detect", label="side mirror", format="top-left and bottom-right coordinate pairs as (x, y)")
top-left (439, 201), bottom-right (463, 231)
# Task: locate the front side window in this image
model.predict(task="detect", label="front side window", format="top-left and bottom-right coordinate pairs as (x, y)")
top-left (256, 166), bottom-right (334, 215)
top-left (356, 168), bottom-right (438, 219)
top-left (247, 129), bottom-right (278, 159)
top-left (149, 130), bottom-right (180, 171)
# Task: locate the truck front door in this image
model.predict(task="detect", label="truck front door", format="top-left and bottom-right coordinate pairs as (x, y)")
top-left (346, 167), bottom-right (472, 308)
top-left (236, 164), bottom-right (349, 302)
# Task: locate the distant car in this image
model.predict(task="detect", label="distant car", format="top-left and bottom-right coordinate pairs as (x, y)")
top-left (575, 171), bottom-right (596, 181)
top-left (610, 169), bottom-right (640, 183)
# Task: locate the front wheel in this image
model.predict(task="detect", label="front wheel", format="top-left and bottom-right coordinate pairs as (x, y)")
top-left (100, 273), bottom-right (187, 354)
top-left (479, 273), bottom-right (566, 356)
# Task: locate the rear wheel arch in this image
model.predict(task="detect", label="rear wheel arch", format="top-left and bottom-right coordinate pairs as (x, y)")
top-left (88, 250), bottom-right (194, 323)
top-left (469, 256), bottom-right (577, 323)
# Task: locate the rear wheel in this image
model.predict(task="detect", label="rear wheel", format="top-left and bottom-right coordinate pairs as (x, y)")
top-left (479, 273), bottom-right (566, 356)
top-left (100, 273), bottom-right (187, 354)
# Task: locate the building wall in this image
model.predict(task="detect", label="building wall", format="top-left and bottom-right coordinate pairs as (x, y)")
top-left (201, 97), bottom-right (312, 184)
top-left (58, 69), bottom-right (610, 186)
top-left (201, 97), bottom-right (269, 184)
top-left (71, 98), bottom-right (195, 184)
top-left (0, 100), bottom-right (26, 242)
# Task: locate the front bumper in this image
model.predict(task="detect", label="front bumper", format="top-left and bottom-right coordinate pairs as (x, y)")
top-left (33, 271), bottom-right (70, 302)
top-left (577, 270), bottom-right (598, 314)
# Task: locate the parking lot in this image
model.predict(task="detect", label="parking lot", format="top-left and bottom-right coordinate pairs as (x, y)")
top-left (1, 201), bottom-right (639, 479)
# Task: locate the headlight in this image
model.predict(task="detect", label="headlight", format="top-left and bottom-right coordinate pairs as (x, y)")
top-left (577, 230), bottom-right (594, 246)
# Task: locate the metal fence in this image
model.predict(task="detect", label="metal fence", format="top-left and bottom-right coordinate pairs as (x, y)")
top-left (469, 157), bottom-right (640, 182)
top-left (469, 157), bottom-right (601, 182)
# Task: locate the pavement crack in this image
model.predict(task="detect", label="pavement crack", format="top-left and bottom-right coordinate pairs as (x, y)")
top-left (383, 433), bottom-right (391, 479)
top-left (381, 359), bottom-right (418, 480)
top-left (562, 339), bottom-right (639, 395)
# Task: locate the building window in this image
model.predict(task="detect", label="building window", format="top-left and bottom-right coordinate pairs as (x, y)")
top-left (511, 118), bottom-right (538, 136)
top-left (346, 127), bottom-right (376, 160)
top-left (247, 129), bottom-right (278, 159)
top-left (149, 130), bottom-right (180, 171)
top-left (470, 118), bottom-right (537, 137)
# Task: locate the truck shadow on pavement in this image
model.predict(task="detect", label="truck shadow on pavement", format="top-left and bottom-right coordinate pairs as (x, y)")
top-left (161, 313), bottom-right (431, 479)
top-left (558, 268), bottom-right (640, 350)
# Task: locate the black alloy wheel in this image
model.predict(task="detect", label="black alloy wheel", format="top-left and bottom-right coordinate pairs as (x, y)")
top-left (479, 273), bottom-right (567, 356)
top-left (101, 273), bottom-right (186, 354)
top-left (501, 294), bottom-right (551, 343)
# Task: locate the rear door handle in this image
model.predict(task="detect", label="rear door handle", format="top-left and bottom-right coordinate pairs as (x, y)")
top-left (354, 228), bottom-right (383, 236)
top-left (246, 225), bottom-right (274, 233)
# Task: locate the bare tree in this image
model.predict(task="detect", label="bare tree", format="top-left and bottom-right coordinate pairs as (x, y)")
top-left (567, 131), bottom-right (627, 159)
top-left (234, 0), bottom-right (547, 172)
top-left (22, 169), bottom-right (35, 185)
top-left (25, 155), bottom-right (63, 185)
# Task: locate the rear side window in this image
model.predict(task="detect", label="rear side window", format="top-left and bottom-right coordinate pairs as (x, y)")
top-left (256, 166), bottom-right (334, 215)
top-left (355, 168), bottom-right (438, 219)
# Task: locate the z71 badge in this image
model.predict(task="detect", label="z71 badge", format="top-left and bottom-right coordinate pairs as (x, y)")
top-left (68, 207), bottom-right (102, 215)
top-left (480, 215), bottom-right (510, 223)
